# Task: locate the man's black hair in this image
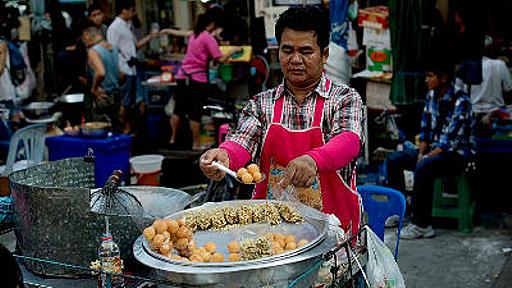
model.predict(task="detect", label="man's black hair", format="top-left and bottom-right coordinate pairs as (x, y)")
top-left (87, 2), bottom-right (102, 16)
top-left (426, 60), bottom-right (454, 79)
top-left (275, 6), bottom-right (330, 51)
top-left (116, 0), bottom-right (136, 15)
top-left (193, 8), bottom-right (224, 37)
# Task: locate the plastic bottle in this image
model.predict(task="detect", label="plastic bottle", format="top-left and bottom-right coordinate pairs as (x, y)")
top-left (98, 232), bottom-right (124, 287)
top-left (149, 22), bottom-right (160, 54)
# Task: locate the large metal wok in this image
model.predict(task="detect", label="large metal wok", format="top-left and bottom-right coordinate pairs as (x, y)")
top-left (134, 200), bottom-right (336, 287)
top-left (9, 157), bottom-right (193, 277)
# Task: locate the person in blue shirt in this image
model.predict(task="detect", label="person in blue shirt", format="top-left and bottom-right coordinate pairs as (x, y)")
top-left (386, 62), bottom-right (472, 239)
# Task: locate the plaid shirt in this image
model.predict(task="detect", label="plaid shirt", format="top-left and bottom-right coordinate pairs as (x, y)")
top-left (226, 74), bottom-right (364, 183)
top-left (419, 86), bottom-right (472, 157)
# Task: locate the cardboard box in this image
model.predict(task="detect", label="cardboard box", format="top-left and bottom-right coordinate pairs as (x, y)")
top-left (358, 6), bottom-right (389, 30)
top-left (363, 27), bottom-right (391, 49)
top-left (219, 46), bottom-right (253, 62)
top-left (367, 46), bottom-right (392, 72)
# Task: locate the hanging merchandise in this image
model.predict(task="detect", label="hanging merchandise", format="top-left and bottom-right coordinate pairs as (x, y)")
top-left (348, 0), bottom-right (359, 21)
top-left (366, 227), bottom-right (406, 288)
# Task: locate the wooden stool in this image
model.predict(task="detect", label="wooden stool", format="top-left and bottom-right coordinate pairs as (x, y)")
top-left (431, 174), bottom-right (475, 233)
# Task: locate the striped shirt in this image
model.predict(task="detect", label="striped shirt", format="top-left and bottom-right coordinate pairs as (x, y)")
top-left (419, 86), bottom-right (472, 157)
top-left (226, 74), bottom-right (364, 183)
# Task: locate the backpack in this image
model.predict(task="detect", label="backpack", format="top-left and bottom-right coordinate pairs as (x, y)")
top-left (7, 41), bottom-right (26, 86)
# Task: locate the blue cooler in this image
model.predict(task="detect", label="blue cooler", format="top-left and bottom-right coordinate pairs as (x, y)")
top-left (46, 135), bottom-right (132, 187)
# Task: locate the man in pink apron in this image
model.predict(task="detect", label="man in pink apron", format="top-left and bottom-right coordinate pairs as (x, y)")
top-left (199, 6), bottom-right (364, 237)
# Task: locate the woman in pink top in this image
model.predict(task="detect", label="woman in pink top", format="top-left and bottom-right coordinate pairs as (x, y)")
top-left (170, 10), bottom-right (241, 150)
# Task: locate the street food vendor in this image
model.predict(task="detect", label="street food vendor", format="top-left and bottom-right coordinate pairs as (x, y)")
top-left (199, 6), bottom-right (364, 236)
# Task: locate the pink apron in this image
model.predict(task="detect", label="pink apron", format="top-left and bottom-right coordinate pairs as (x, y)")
top-left (253, 91), bottom-right (361, 237)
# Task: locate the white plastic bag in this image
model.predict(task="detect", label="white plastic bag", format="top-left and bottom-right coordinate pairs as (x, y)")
top-left (366, 227), bottom-right (406, 288)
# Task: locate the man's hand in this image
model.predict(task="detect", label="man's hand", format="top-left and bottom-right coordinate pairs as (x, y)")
top-left (199, 148), bottom-right (230, 181)
top-left (92, 87), bottom-right (107, 99)
top-left (279, 155), bottom-right (318, 189)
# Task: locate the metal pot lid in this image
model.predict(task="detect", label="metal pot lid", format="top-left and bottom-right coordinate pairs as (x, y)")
top-left (59, 93), bottom-right (84, 103)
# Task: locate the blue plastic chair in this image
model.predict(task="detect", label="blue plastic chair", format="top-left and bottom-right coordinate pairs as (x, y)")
top-left (357, 184), bottom-right (406, 259)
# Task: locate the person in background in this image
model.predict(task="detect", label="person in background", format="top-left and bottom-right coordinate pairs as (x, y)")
top-left (386, 62), bottom-right (472, 239)
top-left (107, 0), bottom-right (157, 134)
top-left (199, 7), bottom-right (363, 237)
top-left (0, 3), bottom-right (16, 112)
top-left (82, 26), bottom-right (122, 130)
top-left (87, 2), bottom-right (108, 37)
top-left (469, 36), bottom-right (512, 137)
top-left (169, 9), bottom-right (241, 150)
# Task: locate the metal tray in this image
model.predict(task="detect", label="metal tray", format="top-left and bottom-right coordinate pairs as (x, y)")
top-left (141, 199), bottom-right (328, 267)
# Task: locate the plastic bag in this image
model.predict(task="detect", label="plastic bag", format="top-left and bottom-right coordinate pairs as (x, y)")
top-left (366, 227), bottom-right (406, 288)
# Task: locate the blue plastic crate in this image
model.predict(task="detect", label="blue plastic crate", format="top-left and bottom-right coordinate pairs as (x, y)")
top-left (46, 135), bottom-right (132, 187)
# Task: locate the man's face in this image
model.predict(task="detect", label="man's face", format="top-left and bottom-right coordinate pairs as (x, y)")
top-left (123, 6), bottom-right (136, 20)
top-left (279, 28), bottom-right (328, 88)
top-left (88, 9), bottom-right (103, 27)
top-left (425, 72), bottom-right (446, 90)
top-left (82, 33), bottom-right (95, 48)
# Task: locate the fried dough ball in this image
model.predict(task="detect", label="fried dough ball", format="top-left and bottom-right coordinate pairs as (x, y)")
top-left (285, 241), bottom-right (297, 251)
top-left (143, 226), bottom-right (156, 241)
top-left (274, 233), bottom-right (285, 243)
top-left (175, 237), bottom-right (189, 250)
top-left (153, 219), bottom-right (167, 234)
top-left (227, 241), bottom-right (240, 253)
top-left (228, 253), bottom-right (241, 262)
top-left (160, 243), bottom-right (172, 255)
top-left (197, 247), bottom-right (207, 255)
top-left (298, 239), bottom-right (309, 247)
top-left (204, 242), bottom-right (216, 253)
top-left (276, 238), bottom-right (286, 249)
top-left (252, 172), bottom-right (262, 182)
top-left (247, 164), bottom-right (260, 174)
top-left (274, 246), bottom-right (284, 254)
top-left (166, 219), bottom-right (179, 234)
top-left (241, 173), bottom-right (254, 184)
top-left (264, 233), bottom-right (275, 241)
top-left (188, 241), bottom-right (197, 251)
top-left (211, 252), bottom-right (225, 262)
top-left (162, 231), bottom-right (171, 240)
top-left (189, 254), bottom-right (203, 262)
top-left (170, 255), bottom-right (183, 261)
top-left (151, 234), bottom-right (165, 249)
top-left (284, 235), bottom-right (296, 244)
top-left (177, 218), bottom-right (186, 227)
top-left (176, 226), bottom-right (189, 238)
top-left (201, 251), bottom-right (211, 262)
top-left (271, 242), bottom-right (281, 254)
top-left (237, 168), bottom-right (248, 178)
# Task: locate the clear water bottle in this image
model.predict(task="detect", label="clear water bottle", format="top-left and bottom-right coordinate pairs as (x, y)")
top-left (98, 233), bottom-right (124, 287)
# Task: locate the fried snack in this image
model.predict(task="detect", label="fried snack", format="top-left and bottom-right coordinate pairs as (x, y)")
top-left (143, 226), bottom-right (156, 241)
top-left (211, 208), bottom-right (227, 230)
top-left (162, 231), bottom-right (171, 240)
top-left (278, 203), bottom-right (304, 223)
top-left (160, 243), bottom-right (172, 255)
top-left (241, 173), bottom-right (254, 184)
top-left (177, 218), bottom-right (186, 227)
top-left (228, 253), bottom-right (241, 262)
top-left (237, 168), bottom-right (249, 178)
top-left (201, 251), bottom-right (211, 262)
top-left (227, 241), bottom-right (240, 253)
top-left (195, 210), bottom-right (212, 230)
top-left (237, 205), bottom-right (254, 225)
top-left (153, 219), bottom-right (167, 234)
top-left (184, 213), bottom-right (197, 232)
top-left (285, 241), bottom-right (297, 251)
top-left (176, 226), bottom-right (190, 239)
top-left (253, 202), bottom-right (281, 225)
top-left (252, 172), bottom-right (262, 182)
top-left (188, 241), bottom-right (197, 251)
top-left (211, 252), bottom-right (225, 262)
top-left (170, 255), bottom-right (183, 261)
top-left (174, 237), bottom-right (189, 251)
top-left (247, 164), bottom-right (260, 174)
top-left (151, 234), bottom-right (165, 250)
top-left (223, 206), bottom-right (239, 225)
top-left (284, 235), bottom-right (296, 244)
top-left (165, 219), bottom-right (179, 234)
top-left (298, 239), bottom-right (309, 247)
top-left (189, 254), bottom-right (203, 262)
top-left (240, 236), bottom-right (272, 261)
top-left (204, 242), bottom-right (216, 253)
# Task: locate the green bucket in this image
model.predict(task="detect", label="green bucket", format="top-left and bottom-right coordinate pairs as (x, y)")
top-left (219, 64), bottom-right (234, 83)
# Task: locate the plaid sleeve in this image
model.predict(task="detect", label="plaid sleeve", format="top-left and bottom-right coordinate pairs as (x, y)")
top-left (329, 87), bottom-right (364, 144)
top-left (437, 93), bottom-right (471, 151)
top-left (419, 92), bottom-right (432, 142)
top-left (225, 96), bottom-right (264, 159)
